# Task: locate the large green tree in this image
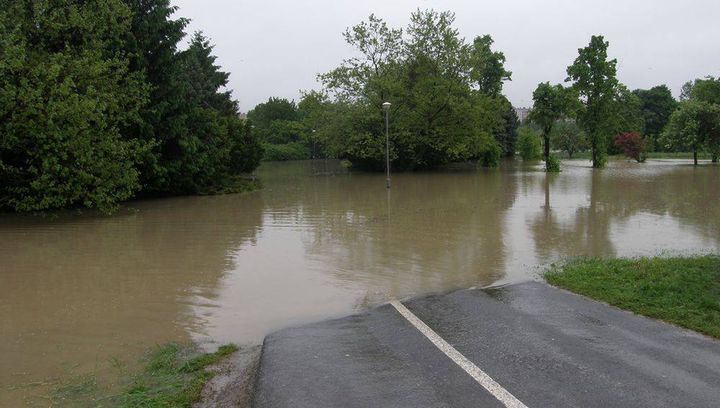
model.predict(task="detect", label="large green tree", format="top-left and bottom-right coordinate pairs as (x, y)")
top-left (632, 85), bottom-right (677, 149)
top-left (122, 0), bottom-right (189, 191)
top-left (529, 83), bottom-right (575, 171)
top-left (662, 100), bottom-right (720, 165)
top-left (668, 77), bottom-right (720, 163)
top-left (161, 33), bottom-right (262, 192)
top-left (494, 101), bottom-right (519, 157)
top-left (1, 0), bottom-right (262, 213)
top-left (469, 35), bottom-right (512, 97)
top-left (319, 10), bottom-right (507, 170)
top-left (0, 0), bottom-right (150, 212)
top-left (550, 121), bottom-right (587, 159)
top-left (247, 97), bottom-right (299, 132)
top-left (566, 35), bottom-right (619, 168)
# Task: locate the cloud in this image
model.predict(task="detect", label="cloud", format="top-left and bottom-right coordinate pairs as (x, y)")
top-left (173, 0), bottom-right (720, 111)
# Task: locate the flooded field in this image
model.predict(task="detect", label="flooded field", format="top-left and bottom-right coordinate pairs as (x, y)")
top-left (1, 159), bottom-right (718, 405)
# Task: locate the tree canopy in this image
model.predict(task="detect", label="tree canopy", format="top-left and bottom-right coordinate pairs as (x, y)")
top-left (566, 35), bottom-right (619, 168)
top-left (663, 77), bottom-right (720, 164)
top-left (529, 82), bottom-right (576, 171)
top-left (633, 85), bottom-right (677, 148)
top-left (0, 0), bottom-right (262, 212)
top-left (315, 10), bottom-right (513, 170)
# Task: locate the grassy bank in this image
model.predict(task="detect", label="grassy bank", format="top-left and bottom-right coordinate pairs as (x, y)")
top-left (546, 256), bottom-right (720, 338)
top-left (559, 151), bottom-right (714, 160)
top-left (52, 343), bottom-right (238, 407)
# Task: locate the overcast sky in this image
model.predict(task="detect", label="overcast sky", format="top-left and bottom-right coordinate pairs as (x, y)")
top-left (173, 0), bottom-right (720, 112)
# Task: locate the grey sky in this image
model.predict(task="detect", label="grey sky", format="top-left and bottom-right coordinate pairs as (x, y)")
top-left (173, 0), bottom-right (720, 112)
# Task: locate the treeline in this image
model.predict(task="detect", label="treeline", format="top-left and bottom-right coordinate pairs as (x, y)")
top-left (251, 10), bottom-right (519, 169)
top-left (523, 35), bottom-right (720, 170)
top-left (0, 1), bottom-right (262, 212)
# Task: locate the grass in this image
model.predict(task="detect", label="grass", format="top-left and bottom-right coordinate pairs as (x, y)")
top-left (118, 343), bottom-right (238, 408)
top-left (559, 151), bottom-right (714, 160)
top-left (645, 151), bottom-right (713, 160)
top-left (51, 343), bottom-right (238, 408)
top-left (545, 256), bottom-right (720, 338)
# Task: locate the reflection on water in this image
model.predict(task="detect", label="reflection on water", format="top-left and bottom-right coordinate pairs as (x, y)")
top-left (1, 159), bottom-right (718, 405)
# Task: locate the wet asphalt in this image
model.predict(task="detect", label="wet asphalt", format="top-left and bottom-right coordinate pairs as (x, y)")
top-left (252, 282), bottom-right (720, 408)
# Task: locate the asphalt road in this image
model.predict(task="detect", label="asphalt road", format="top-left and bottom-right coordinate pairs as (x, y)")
top-left (253, 282), bottom-right (720, 407)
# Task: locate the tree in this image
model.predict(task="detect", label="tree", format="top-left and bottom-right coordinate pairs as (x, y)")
top-left (122, 0), bottom-right (189, 191)
top-left (551, 121), bottom-right (587, 159)
top-left (298, 90), bottom-right (333, 159)
top-left (566, 35), bottom-right (619, 168)
top-left (633, 85), bottom-right (677, 149)
top-left (0, 0), bottom-right (150, 212)
top-left (247, 97), bottom-right (299, 133)
top-left (161, 32), bottom-right (262, 192)
top-left (685, 77), bottom-right (720, 105)
top-left (469, 35), bottom-right (512, 97)
top-left (319, 10), bottom-right (505, 170)
top-left (662, 101), bottom-right (720, 165)
top-left (529, 83), bottom-right (575, 171)
top-left (517, 126), bottom-right (542, 161)
top-left (675, 76), bottom-right (720, 162)
top-left (614, 132), bottom-right (647, 163)
top-left (494, 101), bottom-right (519, 157)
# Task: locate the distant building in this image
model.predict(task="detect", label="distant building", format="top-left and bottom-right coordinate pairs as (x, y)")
top-left (238, 112), bottom-right (247, 120)
top-left (514, 107), bottom-right (530, 123)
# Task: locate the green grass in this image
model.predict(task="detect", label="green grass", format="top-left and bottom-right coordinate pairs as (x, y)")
top-left (546, 256), bottom-right (720, 338)
top-left (645, 151), bottom-right (713, 160)
top-left (51, 343), bottom-right (238, 408)
top-left (118, 343), bottom-right (237, 408)
top-left (559, 151), bottom-right (713, 160)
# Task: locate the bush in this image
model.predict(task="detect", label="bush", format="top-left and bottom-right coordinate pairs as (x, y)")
top-left (614, 132), bottom-right (647, 163)
top-left (478, 141), bottom-right (502, 168)
top-left (517, 126), bottom-right (542, 160)
top-left (262, 142), bottom-right (311, 161)
top-left (545, 155), bottom-right (561, 172)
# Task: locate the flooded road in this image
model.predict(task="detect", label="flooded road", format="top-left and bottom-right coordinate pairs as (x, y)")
top-left (1, 159), bottom-right (719, 405)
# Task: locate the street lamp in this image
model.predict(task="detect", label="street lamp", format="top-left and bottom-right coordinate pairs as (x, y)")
top-left (382, 102), bottom-right (391, 189)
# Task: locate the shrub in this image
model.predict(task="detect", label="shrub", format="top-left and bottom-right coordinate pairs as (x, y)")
top-left (262, 142), bottom-right (310, 161)
top-left (478, 141), bottom-right (502, 167)
top-left (614, 132), bottom-right (647, 163)
top-left (545, 155), bottom-right (561, 172)
top-left (517, 126), bottom-right (542, 161)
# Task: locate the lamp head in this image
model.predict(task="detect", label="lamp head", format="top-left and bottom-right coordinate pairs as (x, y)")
top-left (382, 102), bottom-right (391, 110)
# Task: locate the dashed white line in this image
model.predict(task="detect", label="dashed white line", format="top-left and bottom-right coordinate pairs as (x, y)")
top-left (390, 300), bottom-right (529, 408)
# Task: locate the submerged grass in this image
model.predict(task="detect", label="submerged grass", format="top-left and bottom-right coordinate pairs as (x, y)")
top-left (560, 151), bottom-right (714, 160)
top-left (119, 343), bottom-right (237, 408)
top-left (546, 256), bottom-right (720, 338)
top-left (51, 343), bottom-right (238, 408)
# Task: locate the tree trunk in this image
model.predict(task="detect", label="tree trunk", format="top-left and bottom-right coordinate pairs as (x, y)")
top-left (694, 149), bottom-right (698, 166)
top-left (712, 153), bottom-right (718, 163)
top-left (544, 134), bottom-right (550, 165)
top-left (592, 147), bottom-right (597, 168)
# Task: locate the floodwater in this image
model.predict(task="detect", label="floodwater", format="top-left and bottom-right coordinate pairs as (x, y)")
top-left (1, 159), bottom-right (719, 405)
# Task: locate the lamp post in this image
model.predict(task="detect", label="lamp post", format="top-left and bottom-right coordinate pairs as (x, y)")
top-left (382, 102), bottom-right (391, 189)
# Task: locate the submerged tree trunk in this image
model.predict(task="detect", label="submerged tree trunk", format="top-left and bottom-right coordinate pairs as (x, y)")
top-left (592, 145), bottom-right (598, 168)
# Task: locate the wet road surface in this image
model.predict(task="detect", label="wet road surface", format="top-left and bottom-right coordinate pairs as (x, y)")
top-left (253, 282), bottom-right (720, 408)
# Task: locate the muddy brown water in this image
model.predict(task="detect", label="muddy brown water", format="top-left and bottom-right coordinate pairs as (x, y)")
top-left (1, 159), bottom-right (719, 405)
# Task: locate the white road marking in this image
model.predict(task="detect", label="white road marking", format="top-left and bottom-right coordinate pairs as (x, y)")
top-left (390, 300), bottom-right (529, 408)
